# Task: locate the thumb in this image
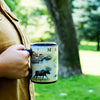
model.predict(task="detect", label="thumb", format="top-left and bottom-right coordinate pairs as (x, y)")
top-left (11, 45), bottom-right (25, 50)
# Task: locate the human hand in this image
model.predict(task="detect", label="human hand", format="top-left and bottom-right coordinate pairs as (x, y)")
top-left (0, 45), bottom-right (30, 79)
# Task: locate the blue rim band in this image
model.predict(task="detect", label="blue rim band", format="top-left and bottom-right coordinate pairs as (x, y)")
top-left (31, 43), bottom-right (57, 46)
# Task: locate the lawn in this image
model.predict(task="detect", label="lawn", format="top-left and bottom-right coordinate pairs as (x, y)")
top-left (34, 41), bottom-right (100, 100)
top-left (79, 41), bottom-right (100, 75)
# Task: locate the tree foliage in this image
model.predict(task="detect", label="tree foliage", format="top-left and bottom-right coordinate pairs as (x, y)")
top-left (73, 0), bottom-right (100, 42)
top-left (5, 0), bottom-right (55, 43)
top-left (4, 0), bottom-right (21, 11)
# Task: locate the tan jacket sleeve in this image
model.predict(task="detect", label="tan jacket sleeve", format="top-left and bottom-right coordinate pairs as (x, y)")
top-left (0, 0), bottom-right (29, 53)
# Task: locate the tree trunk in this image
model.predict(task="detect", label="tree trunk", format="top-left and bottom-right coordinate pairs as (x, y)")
top-left (44, 0), bottom-right (82, 77)
top-left (97, 33), bottom-right (100, 51)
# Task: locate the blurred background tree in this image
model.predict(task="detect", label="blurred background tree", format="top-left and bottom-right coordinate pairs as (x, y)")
top-left (72, 0), bottom-right (100, 50)
top-left (44, 0), bottom-right (82, 77)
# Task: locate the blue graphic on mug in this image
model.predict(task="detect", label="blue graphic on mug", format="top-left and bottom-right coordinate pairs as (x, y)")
top-left (31, 51), bottom-right (52, 64)
top-left (53, 73), bottom-right (58, 79)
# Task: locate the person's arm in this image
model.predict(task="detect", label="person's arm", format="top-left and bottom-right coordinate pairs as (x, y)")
top-left (0, 45), bottom-right (29, 79)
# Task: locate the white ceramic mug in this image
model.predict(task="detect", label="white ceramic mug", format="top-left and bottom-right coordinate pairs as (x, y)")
top-left (25, 42), bottom-right (58, 84)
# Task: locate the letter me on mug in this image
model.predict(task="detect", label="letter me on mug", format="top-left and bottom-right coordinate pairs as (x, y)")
top-left (25, 42), bottom-right (58, 84)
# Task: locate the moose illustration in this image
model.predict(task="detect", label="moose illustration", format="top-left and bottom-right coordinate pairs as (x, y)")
top-left (34, 67), bottom-right (51, 80)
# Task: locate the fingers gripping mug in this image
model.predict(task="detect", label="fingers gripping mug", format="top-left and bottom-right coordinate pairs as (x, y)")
top-left (25, 42), bottom-right (58, 84)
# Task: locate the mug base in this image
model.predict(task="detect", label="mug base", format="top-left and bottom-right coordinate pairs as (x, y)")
top-left (31, 80), bottom-right (57, 84)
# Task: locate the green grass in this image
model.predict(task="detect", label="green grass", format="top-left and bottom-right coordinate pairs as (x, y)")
top-left (35, 75), bottom-right (100, 100)
top-left (34, 41), bottom-right (100, 100)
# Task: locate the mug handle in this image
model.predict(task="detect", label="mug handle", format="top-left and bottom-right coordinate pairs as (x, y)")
top-left (23, 49), bottom-right (32, 78)
top-left (27, 68), bottom-right (32, 79)
top-left (23, 49), bottom-right (32, 56)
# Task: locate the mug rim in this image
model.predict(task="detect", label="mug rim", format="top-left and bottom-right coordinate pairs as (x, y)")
top-left (31, 42), bottom-right (57, 46)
